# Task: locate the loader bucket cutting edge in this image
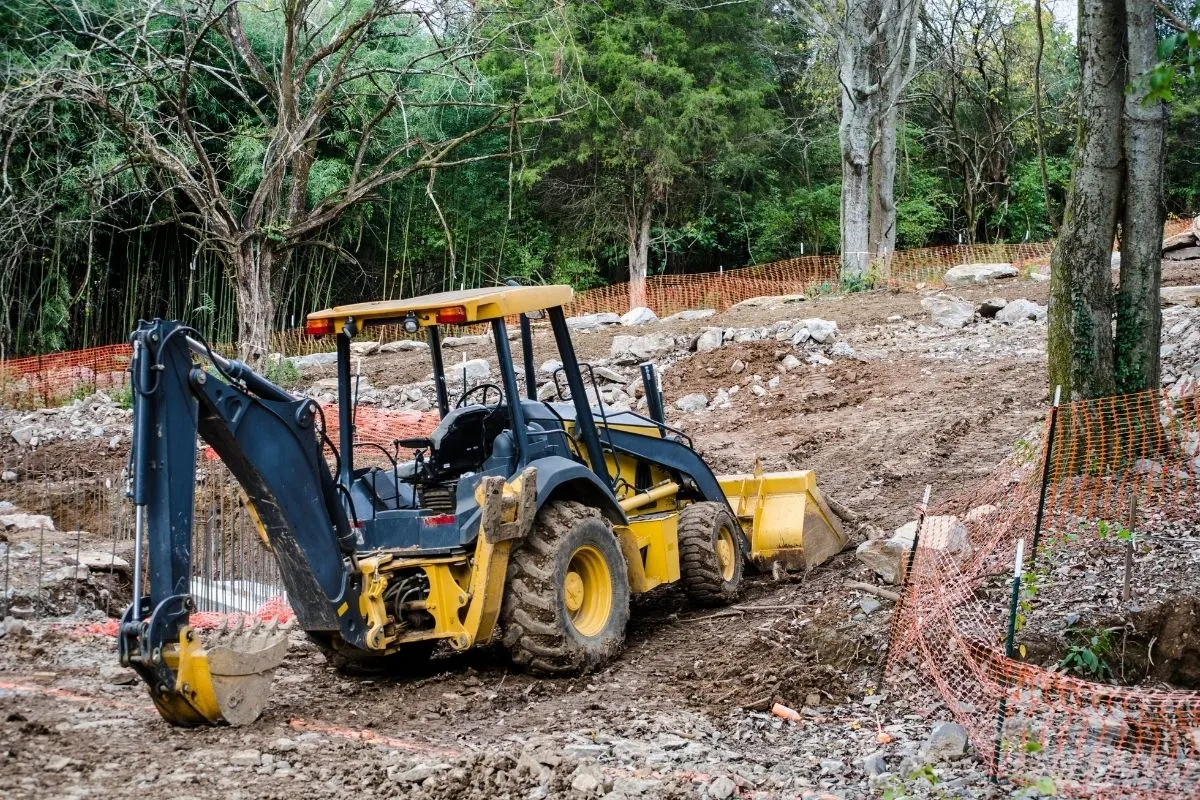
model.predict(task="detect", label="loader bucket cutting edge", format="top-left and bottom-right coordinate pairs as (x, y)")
top-left (718, 470), bottom-right (846, 570)
top-left (154, 621), bottom-right (290, 726)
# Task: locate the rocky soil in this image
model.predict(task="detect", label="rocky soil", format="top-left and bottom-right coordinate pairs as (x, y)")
top-left (5, 263), bottom-right (1200, 798)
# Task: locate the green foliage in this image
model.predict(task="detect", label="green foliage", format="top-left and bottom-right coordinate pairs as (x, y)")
top-left (1059, 629), bottom-right (1116, 681)
top-left (113, 383), bottom-right (133, 411)
top-left (263, 357), bottom-right (301, 389)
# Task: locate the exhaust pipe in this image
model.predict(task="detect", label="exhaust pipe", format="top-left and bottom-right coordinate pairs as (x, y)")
top-left (640, 362), bottom-right (666, 434)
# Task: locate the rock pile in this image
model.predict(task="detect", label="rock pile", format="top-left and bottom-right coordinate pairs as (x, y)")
top-left (2, 391), bottom-right (128, 451)
top-left (1163, 216), bottom-right (1200, 270)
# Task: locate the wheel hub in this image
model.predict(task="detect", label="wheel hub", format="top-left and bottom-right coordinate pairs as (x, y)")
top-left (716, 527), bottom-right (736, 582)
top-left (563, 545), bottom-right (614, 637)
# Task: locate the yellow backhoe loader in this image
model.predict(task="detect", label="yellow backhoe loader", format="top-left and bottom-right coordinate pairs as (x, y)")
top-left (118, 284), bottom-right (844, 725)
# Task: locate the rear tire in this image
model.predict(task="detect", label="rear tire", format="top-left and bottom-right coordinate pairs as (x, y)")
top-left (501, 501), bottom-right (631, 674)
top-left (678, 502), bottom-right (744, 607)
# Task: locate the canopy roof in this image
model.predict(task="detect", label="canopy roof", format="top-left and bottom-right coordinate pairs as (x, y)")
top-left (306, 285), bottom-right (573, 331)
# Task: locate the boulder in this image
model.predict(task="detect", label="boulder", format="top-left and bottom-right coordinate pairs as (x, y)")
top-left (780, 354), bottom-right (802, 371)
top-left (348, 341), bottom-right (379, 356)
top-left (540, 359), bottom-right (563, 375)
top-left (977, 297), bottom-right (1008, 318)
top-left (0, 513), bottom-right (56, 532)
top-left (379, 339), bottom-right (428, 354)
top-left (830, 341), bottom-right (858, 359)
top-left (995, 298), bottom-right (1046, 324)
top-left (442, 334), bottom-right (490, 348)
top-left (674, 393), bottom-right (708, 413)
top-left (620, 306), bottom-right (659, 326)
top-left (610, 332), bottom-right (676, 364)
top-left (855, 538), bottom-right (910, 584)
top-left (11, 426), bottom-right (35, 447)
top-left (731, 294), bottom-right (807, 310)
top-left (566, 312), bottom-right (622, 331)
top-left (943, 262), bottom-right (1018, 286)
top-left (446, 359), bottom-right (491, 382)
top-left (802, 318), bottom-right (839, 344)
top-left (591, 366), bottom-right (628, 384)
top-left (857, 515), bottom-right (970, 584)
top-left (662, 309), bottom-right (716, 322)
top-left (1161, 286), bottom-right (1200, 307)
top-left (922, 721), bottom-right (969, 762)
top-left (920, 294), bottom-right (975, 329)
top-left (537, 382), bottom-right (558, 402)
top-left (1164, 229), bottom-right (1198, 251)
top-left (288, 351), bottom-right (338, 369)
top-left (694, 328), bottom-right (724, 354)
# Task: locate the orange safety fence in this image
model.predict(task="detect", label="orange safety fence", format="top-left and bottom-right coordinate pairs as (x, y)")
top-left (6, 221), bottom-right (1194, 407)
top-left (886, 383), bottom-right (1200, 797)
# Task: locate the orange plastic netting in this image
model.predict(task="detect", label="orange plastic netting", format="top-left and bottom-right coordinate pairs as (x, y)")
top-left (886, 384), bottom-right (1200, 797)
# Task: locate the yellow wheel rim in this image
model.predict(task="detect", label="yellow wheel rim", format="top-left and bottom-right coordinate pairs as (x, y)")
top-left (716, 526), bottom-right (737, 582)
top-left (563, 545), bottom-right (613, 637)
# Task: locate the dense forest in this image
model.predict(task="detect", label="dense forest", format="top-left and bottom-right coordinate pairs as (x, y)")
top-left (0, 0), bottom-right (1198, 357)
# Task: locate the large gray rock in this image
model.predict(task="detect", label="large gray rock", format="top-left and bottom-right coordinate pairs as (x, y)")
top-left (11, 426), bottom-right (35, 447)
top-left (995, 298), bottom-right (1046, 324)
top-left (977, 297), bottom-right (1008, 318)
top-left (0, 513), bottom-right (56, 532)
top-left (349, 341), bottom-right (379, 356)
top-left (611, 333), bottom-right (676, 364)
top-left (674, 393), bottom-right (709, 413)
top-left (922, 721), bottom-right (969, 762)
top-left (731, 294), bottom-right (807, 309)
top-left (1161, 286), bottom-right (1200, 307)
top-left (620, 306), bottom-right (659, 326)
top-left (662, 309), bottom-right (716, 322)
top-left (567, 312), bottom-right (622, 331)
top-left (445, 358), bottom-right (491, 382)
top-left (802, 318), bottom-right (839, 344)
top-left (379, 339), bottom-right (428, 354)
top-left (442, 334), bottom-right (490, 348)
top-left (288, 351), bottom-right (338, 369)
top-left (855, 538), bottom-right (909, 584)
top-left (944, 262), bottom-right (1018, 286)
top-left (694, 328), bottom-right (724, 353)
top-left (921, 294), bottom-right (975, 329)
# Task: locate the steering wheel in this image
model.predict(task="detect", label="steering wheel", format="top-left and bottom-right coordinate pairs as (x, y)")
top-left (456, 382), bottom-right (504, 408)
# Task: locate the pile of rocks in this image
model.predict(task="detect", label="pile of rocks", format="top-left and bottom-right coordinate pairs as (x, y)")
top-left (920, 294), bottom-right (1046, 330)
top-left (3, 391), bottom-right (129, 451)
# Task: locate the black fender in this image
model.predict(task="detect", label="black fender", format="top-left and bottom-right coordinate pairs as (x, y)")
top-left (527, 455), bottom-right (627, 525)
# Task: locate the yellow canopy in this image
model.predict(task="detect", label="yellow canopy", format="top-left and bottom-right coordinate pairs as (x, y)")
top-left (306, 285), bottom-right (573, 332)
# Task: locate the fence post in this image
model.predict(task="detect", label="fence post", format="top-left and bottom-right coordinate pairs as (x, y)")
top-left (993, 538), bottom-right (1026, 783)
top-left (1029, 386), bottom-right (1062, 562)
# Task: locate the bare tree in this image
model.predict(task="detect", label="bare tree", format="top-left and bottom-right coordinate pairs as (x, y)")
top-left (794, 0), bottom-right (918, 281)
top-left (2, 0), bottom-right (536, 367)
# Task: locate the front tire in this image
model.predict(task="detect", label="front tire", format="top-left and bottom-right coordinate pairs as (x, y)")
top-left (501, 501), bottom-right (631, 674)
top-left (678, 501), bottom-right (744, 607)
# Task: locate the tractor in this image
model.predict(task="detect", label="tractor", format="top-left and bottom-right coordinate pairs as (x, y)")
top-left (119, 284), bottom-right (844, 725)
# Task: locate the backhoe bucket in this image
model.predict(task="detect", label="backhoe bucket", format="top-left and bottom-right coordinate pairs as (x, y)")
top-left (719, 470), bottom-right (846, 570)
top-left (155, 619), bottom-right (290, 726)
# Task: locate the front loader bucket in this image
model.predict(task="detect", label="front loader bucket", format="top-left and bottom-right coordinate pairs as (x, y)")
top-left (718, 470), bottom-right (846, 570)
top-left (154, 619), bottom-right (290, 726)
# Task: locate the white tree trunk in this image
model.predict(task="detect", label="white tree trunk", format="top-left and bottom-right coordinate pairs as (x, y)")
top-left (870, 99), bottom-right (899, 261)
top-left (234, 241), bottom-right (275, 370)
top-left (838, 1), bottom-right (875, 282)
top-left (626, 197), bottom-right (653, 310)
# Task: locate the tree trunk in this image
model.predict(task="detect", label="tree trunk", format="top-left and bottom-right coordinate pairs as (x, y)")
top-left (626, 196), bottom-right (653, 310)
top-left (233, 240), bottom-right (275, 370)
top-left (1047, 0), bottom-right (1125, 400)
top-left (870, 98), bottom-right (899, 262)
top-left (1114, 0), bottom-right (1165, 394)
top-left (839, 2), bottom-right (875, 283)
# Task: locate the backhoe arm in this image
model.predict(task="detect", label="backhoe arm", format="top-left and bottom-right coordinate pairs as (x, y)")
top-left (119, 319), bottom-right (366, 725)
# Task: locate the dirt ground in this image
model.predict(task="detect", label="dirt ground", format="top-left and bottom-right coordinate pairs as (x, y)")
top-left (0, 272), bottom-right (1178, 799)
